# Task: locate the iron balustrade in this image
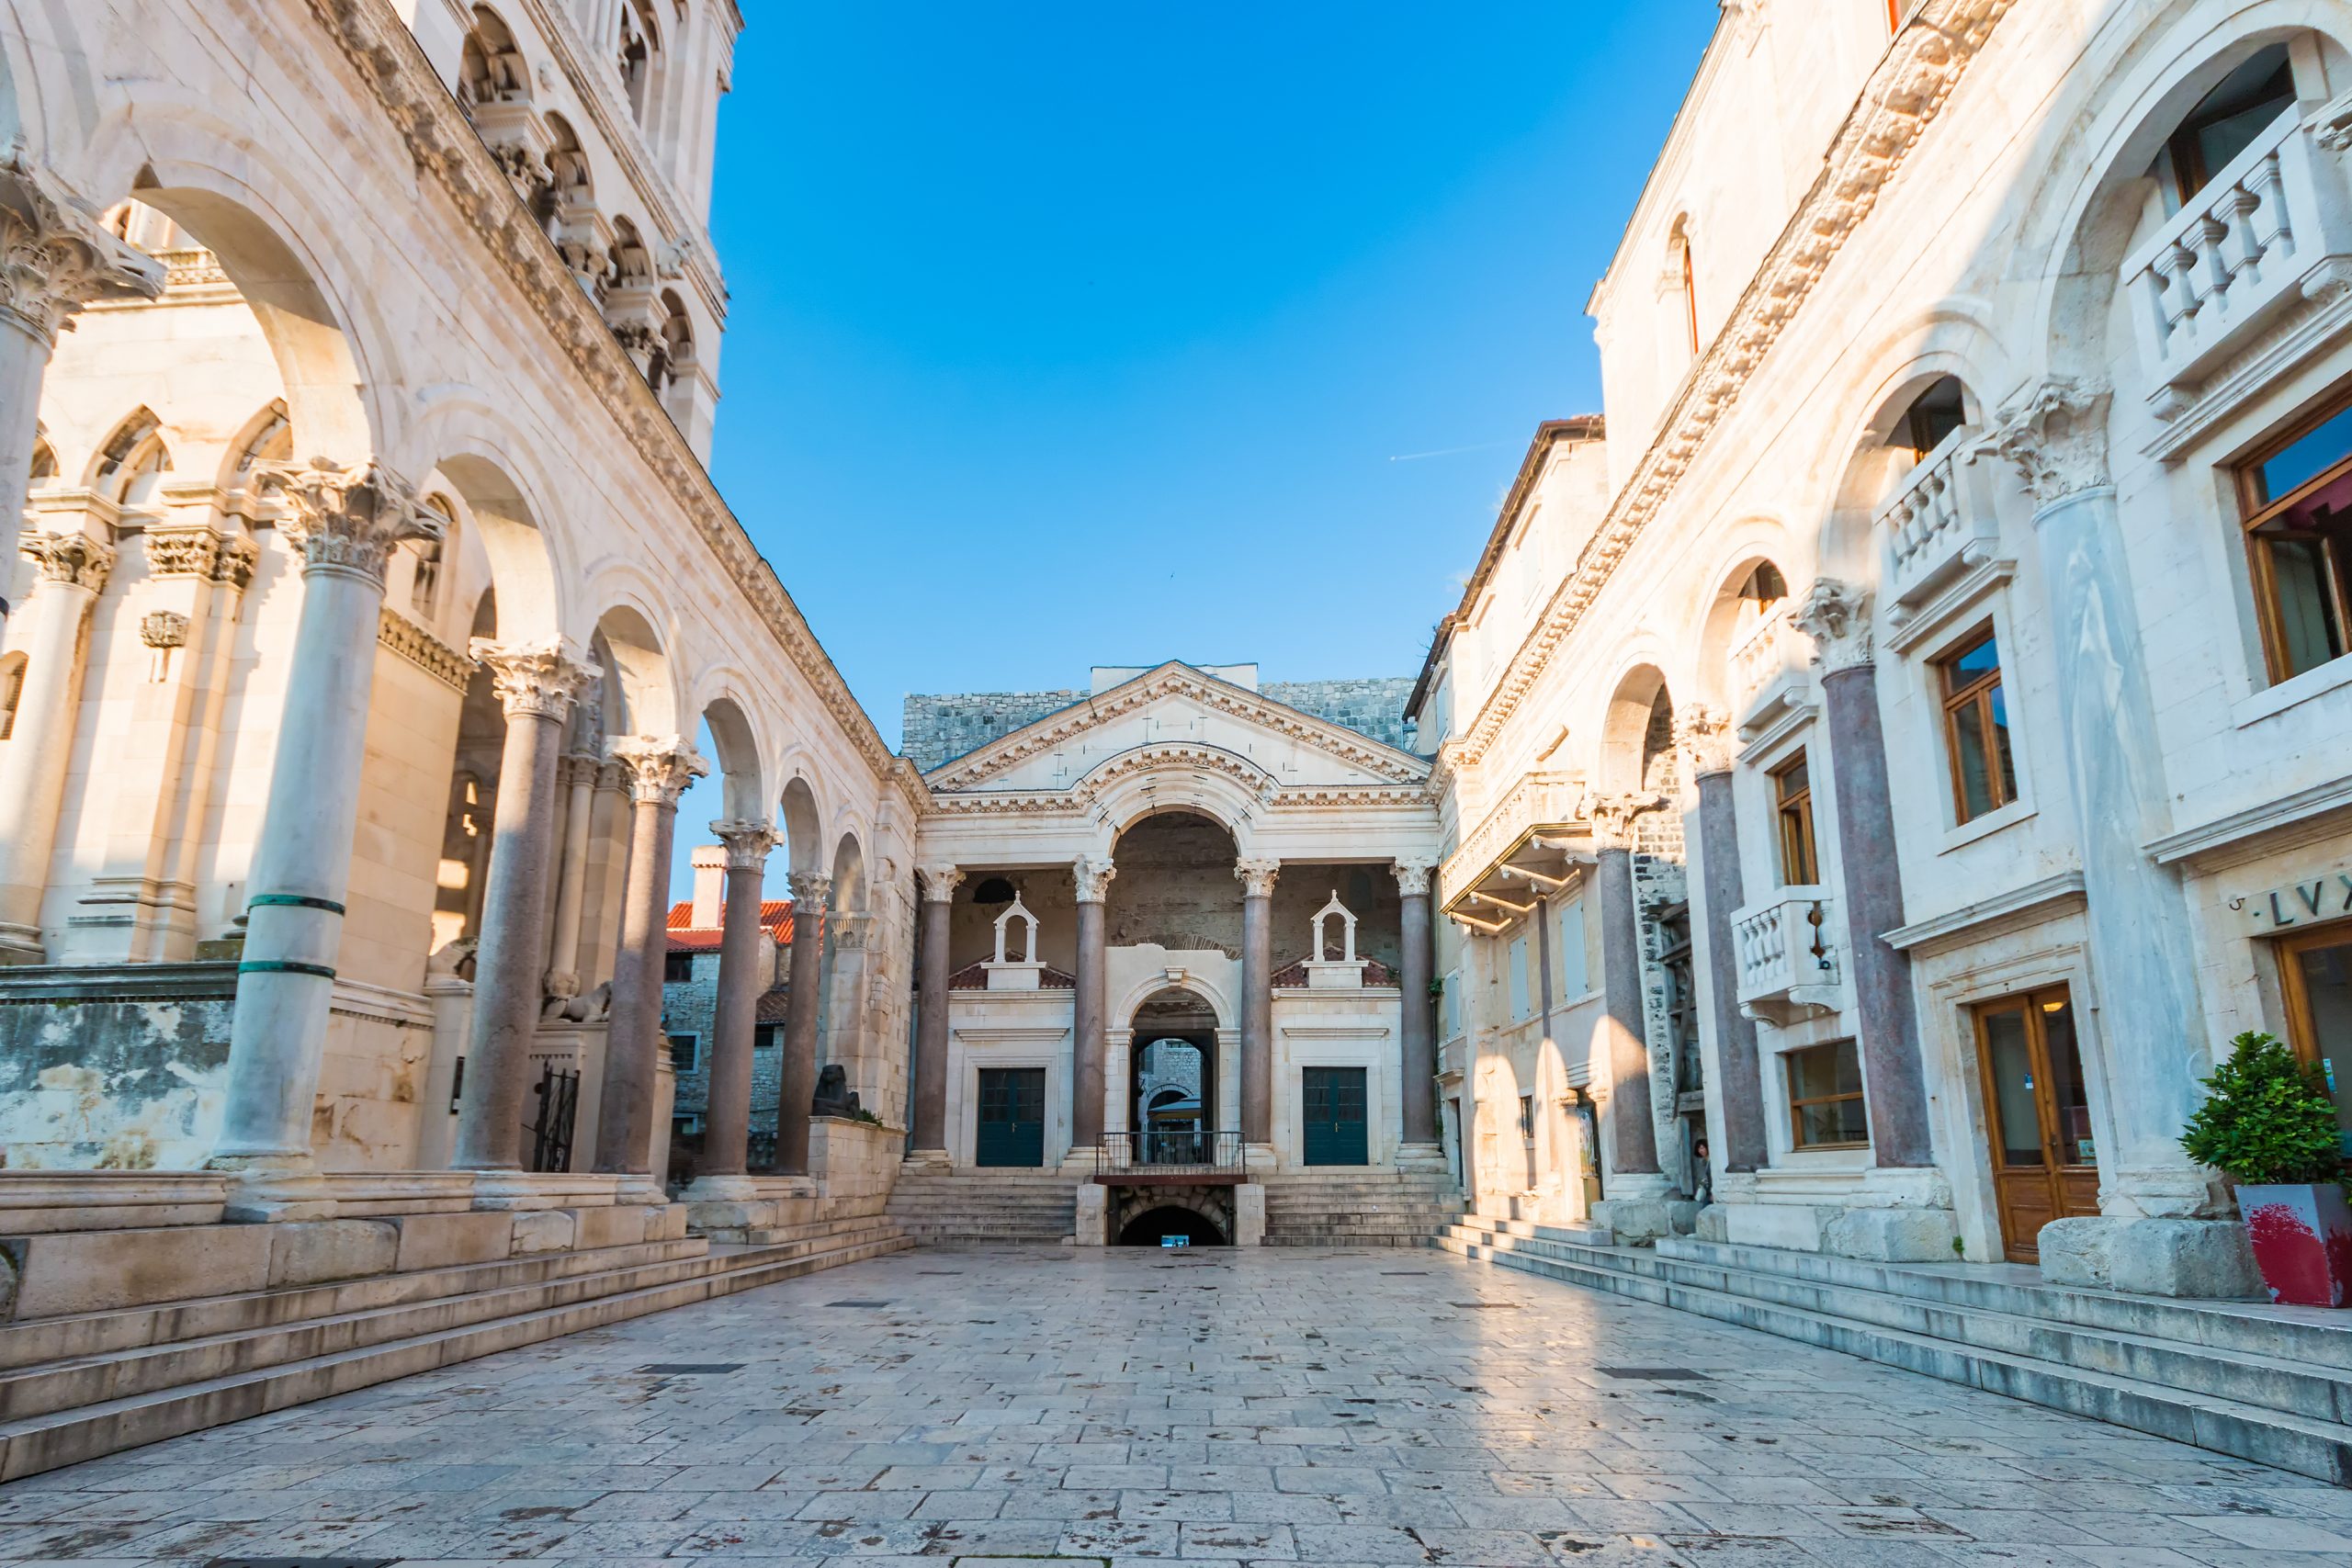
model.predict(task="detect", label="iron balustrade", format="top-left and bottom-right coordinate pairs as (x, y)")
top-left (1094, 1129), bottom-right (1243, 1176)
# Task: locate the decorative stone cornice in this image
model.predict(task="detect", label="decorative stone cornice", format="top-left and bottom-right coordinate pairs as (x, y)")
top-left (469, 637), bottom-right (600, 721)
top-left (255, 458), bottom-right (438, 586)
top-left (1676, 705), bottom-right (1736, 778)
top-left (919, 780), bottom-right (1435, 818)
top-left (1792, 580), bottom-right (1875, 674)
top-left (1589, 793), bottom-right (1667, 852)
top-left (916, 864), bottom-right (964, 903)
top-left (0, 152), bottom-right (165, 342)
top-left (606, 735), bottom-right (707, 806)
top-left (20, 531), bottom-right (115, 592)
top-left (787, 870), bottom-right (833, 912)
top-left (1987, 377), bottom-right (2113, 511)
top-left (293, 0), bottom-right (899, 785)
top-left (378, 607), bottom-right (470, 690)
top-left (1235, 858), bottom-right (1281, 899)
top-left (1392, 856), bottom-right (1438, 898)
top-left (1071, 855), bottom-right (1116, 905)
top-left (1456, 0), bottom-right (2015, 763)
top-left (712, 818), bottom-right (779, 872)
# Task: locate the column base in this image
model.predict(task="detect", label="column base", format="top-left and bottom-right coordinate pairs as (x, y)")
top-left (0, 922), bottom-right (45, 965)
top-left (2036, 1215), bottom-right (2262, 1298)
top-left (468, 1170), bottom-right (569, 1211)
top-left (900, 1147), bottom-right (952, 1173)
top-left (615, 1174), bottom-right (668, 1206)
top-left (679, 1174), bottom-right (765, 1202)
top-left (1394, 1141), bottom-right (1449, 1175)
top-left (203, 1156), bottom-right (338, 1224)
top-left (1242, 1141), bottom-right (1277, 1175)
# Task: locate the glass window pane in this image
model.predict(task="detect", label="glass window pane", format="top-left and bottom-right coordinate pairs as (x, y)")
top-left (1981, 1009), bottom-right (2044, 1168)
top-left (2040, 996), bottom-right (2097, 1168)
top-left (1987, 684), bottom-right (2019, 803)
top-left (2264, 533), bottom-right (2348, 678)
top-left (1951, 701), bottom-right (1996, 821)
top-left (2256, 405), bottom-right (2352, 503)
top-left (2293, 941), bottom-right (2352, 1159)
top-left (1777, 759), bottom-right (1808, 800)
top-left (1945, 633), bottom-right (2000, 691)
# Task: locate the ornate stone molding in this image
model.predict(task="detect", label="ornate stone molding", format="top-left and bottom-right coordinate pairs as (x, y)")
top-left (1455, 0), bottom-right (2016, 763)
top-left (1792, 580), bottom-right (1875, 674)
top-left (1676, 705), bottom-right (1736, 778)
top-left (255, 458), bottom-right (438, 586)
top-left (1589, 793), bottom-right (1667, 852)
top-left (140, 610), bottom-right (188, 649)
top-left (377, 607), bottom-right (470, 690)
top-left (146, 525), bottom-right (236, 581)
top-left (606, 734), bottom-right (707, 806)
top-left (1072, 855), bottom-right (1117, 905)
top-left (712, 818), bottom-right (779, 872)
top-left (0, 153), bottom-right (165, 342)
top-left (1235, 858), bottom-right (1281, 899)
top-left (469, 637), bottom-right (600, 721)
top-left (916, 863), bottom-right (964, 903)
top-left (1392, 856), bottom-right (1438, 898)
top-left (787, 870), bottom-right (833, 913)
top-left (20, 531), bottom-right (115, 592)
top-left (1987, 378), bottom-right (2113, 511)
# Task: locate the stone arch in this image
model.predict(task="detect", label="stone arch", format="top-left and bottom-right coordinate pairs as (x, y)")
top-left (458, 6), bottom-right (532, 112)
top-left (212, 400), bottom-right (291, 493)
top-left (589, 601), bottom-right (676, 738)
top-left (830, 829), bottom-right (868, 914)
top-left (1590, 659), bottom-right (1675, 796)
top-left (1114, 974), bottom-right (1231, 1032)
top-left (1687, 524), bottom-right (1798, 715)
top-left (776, 773), bottom-right (822, 874)
top-left (686, 675), bottom-right (769, 823)
top-left (84, 405), bottom-right (171, 508)
top-left (1113, 1187), bottom-right (1231, 1246)
top-left (421, 444), bottom-right (565, 646)
top-left (1081, 750), bottom-right (1272, 853)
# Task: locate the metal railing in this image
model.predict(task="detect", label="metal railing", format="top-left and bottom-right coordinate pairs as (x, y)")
top-left (1095, 1129), bottom-right (1244, 1177)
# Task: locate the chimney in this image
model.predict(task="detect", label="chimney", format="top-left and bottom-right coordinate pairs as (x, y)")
top-left (691, 845), bottom-right (725, 929)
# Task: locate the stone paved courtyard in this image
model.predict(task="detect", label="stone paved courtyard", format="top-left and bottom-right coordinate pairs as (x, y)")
top-left (0, 1247), bottom-right (2346, 1567)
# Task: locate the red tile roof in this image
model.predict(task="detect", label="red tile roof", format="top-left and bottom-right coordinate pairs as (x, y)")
top-left (755, 987), bottom-right (792, 1023)
top-left (1271, 955), bottom-right (1396, 987)
top-left (665, 898), bottom-right (795, 953)
top-left (947, 959), bottom-right (1076, 990)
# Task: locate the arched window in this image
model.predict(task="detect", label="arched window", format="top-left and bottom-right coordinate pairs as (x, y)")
top-left (617, 0), bottom-right (662, 120)
top-left (650, 290), bottom-right (694, 402)
top-left (970, 876), bottom-right (1016, 905)
top-left (1668, 216), bottom-right (1699, 357)
top-left (0, 653), bottom-right (24, 742)
top-left (93, 410), bottom-right (171, 511)
top-left (1890, 376), bottom-right (1967, 460)
top-left (607, 217), bottom-right (652, 291)
top-left (409, 494), bottom-right (458, 618)
top-left (459, 7), bottom-right (530, 113)
top-left (542, 114), bottom-right (592, 229)
top-left (28, 437), bottom-right (56, 484)
top-left (2165, 45), bottom-right (2294, 206)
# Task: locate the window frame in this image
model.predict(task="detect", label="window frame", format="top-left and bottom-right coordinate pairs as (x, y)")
top-left (666, 1032), bottom-right (699, 1074)
top-left (1518, 1094), bottom-right (1536, 1142)
top-left (1936, 623), bottom-right (2019, 824)
top-left (1785, 1040), bottom-right (1870, 1151)
top-left (662, 950), bottom-right (695, 985)
top-left (1771, 753), bottom-right (1820, 887)
top-left (2166, 54), bottom-right (2295, 205)
top-left (2236, 395), bottom-right (2352, 685)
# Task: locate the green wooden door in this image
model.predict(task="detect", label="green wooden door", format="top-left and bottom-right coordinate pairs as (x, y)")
top-left (976, 1068), bottom-right (1046, 1167)
top-left (1301, 1066), bottom-right (1368, 1166)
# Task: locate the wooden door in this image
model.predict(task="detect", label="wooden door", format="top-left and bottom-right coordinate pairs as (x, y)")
top-left (1974, 987), bottom-right (2099, 1262)
top-left (976, 1068), bottom-right (1046, 1167)
top-left (1302, 1066), bottom-right (1368, 1166)
top-left (2278, 927), bottom-right (2352, 1163)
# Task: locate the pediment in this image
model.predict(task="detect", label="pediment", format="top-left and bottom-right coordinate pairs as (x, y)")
top-left (923, 662), bottom-right (1429, 795)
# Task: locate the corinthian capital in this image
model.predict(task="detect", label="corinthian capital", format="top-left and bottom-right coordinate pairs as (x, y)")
top-left (712, 818), bottom-right (779, 871)
top-left (917, 863), bottom-right (964, 903)
top-left (1588, 792), bottom-right (1665, 852)
top-left (1988, 378), bottom-right (2112, 510)
top-left (1392, 856), bottom-right (1438, 898)
top-left (1792, 578), bottom-right (1874, 674)
top-left (1676, 704), bottom-right (1736, 778)
top-left (1235, 857), bottom-right (1280, 899)
top-left (0, 156), bottom-right (165, 342)
top-left (605, 734), bottom-right (707, 806)
top-left (255, 458), bottom-right (439, 587)
top-left (787, 870), bottom-right (834, 912)
top-left (21, 530), bottom-right (115, 592)
top-left (1072, 854), bottom-right (1117, 904)
top-left (470, 637), bottom-right (601, 721)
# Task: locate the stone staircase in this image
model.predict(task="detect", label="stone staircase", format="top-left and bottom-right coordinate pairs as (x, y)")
top-left (1438, 1213), bottom-right (2352, 1484)
top-left (1263, 1171), bottom-right (1461, 1246)
top-left (885, 1169), bottom-right (1080, 1245)
top-left (0, 1215), bottom-right (907, 1482)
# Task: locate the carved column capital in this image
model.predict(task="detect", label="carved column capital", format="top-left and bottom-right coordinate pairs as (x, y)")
top-left (21, 530), bottom-right (115, 592)
top-left (1072, 854), bottom-right (1117, 904)
top-left (147, 525), bottom-right (236, 581)
top-left (1792, 578), bottom-right (1874, 674)
top-left (1676, 704), bottom-right (1736, 778)
top-left (1235, 857), bottom-right (1281, 899)
top-left (1987, 378), bottom-right (2113, 511)
top-left (470, 637), bottom-right (601, 721)
top-left (712, 818), bottom-right (779, 872)
top-left (1588, 792), bottom-right (1666, 852)
top-left (1392, 856), bottom-right (1439, 898)
top-left (916, 863), bottom-right (964, 903)
top-left (605, 734), bottom-right (707, 806)
top-left (255, 458), bottom-right (440, 587)
top-left (787, 870), bottom-right (833, 912)
top-left (0, 156), bottom-right (164, 343)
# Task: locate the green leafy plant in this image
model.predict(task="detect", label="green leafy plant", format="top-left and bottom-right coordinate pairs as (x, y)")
top-left (2179, 1032), bottom-right (2343, 1187)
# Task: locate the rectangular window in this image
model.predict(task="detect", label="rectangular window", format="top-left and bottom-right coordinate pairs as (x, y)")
top-left (663, 951), bottom-right (694, 984)
top-left (1786, 1040), bottom-right (1869, 1149)
top-left (753, 1022), bottom-right (780, 1052)
top-left (1938, 626), bottom-right (2019, 823)
top-left (1442, 968), bottom-right (1463, 1041)
top-left (1508, 936), bottom-right (1531, 1022)
top-left (1772, 754), bottom-right (1820, 886)
top-left (667, 1032), bottom-right (699, 1074)
top-left (1518, 1094), bottom-right (1536, 1141)
top-left (2238, 394), bottom-right (2352, 683)
top-left (1555, 896), bottom-right (1589, 999)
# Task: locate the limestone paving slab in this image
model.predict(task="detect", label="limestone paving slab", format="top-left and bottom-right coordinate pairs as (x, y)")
top-left (0, 1247), bottom-right (2341, 1565)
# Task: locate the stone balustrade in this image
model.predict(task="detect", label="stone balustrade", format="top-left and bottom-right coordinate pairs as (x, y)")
top-left (1730, 887), bottom-right (1843, 1021)
top-left (1879, 426), bottom-right (2005, 621)
top-left (1729, 607), bottom-right (1806, 731)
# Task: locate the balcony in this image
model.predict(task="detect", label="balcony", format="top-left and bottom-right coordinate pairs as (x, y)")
top-left (1093, 1130), bottom-right (1244, 1182)
top-left (1731, 888), bottom-right (1842, 1024)
top-left (2124, 109), bottom-right (2352, 412)
top-left (1442, 770), bottom-right (1586, 901)
top-left (1729, 607), bottom-right (1811, 739)
top-left (1880, 427), bottom-right (2006, 626)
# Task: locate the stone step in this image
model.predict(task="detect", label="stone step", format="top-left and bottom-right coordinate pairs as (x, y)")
top-left (0, 1227), bottom-right (910, 1483)
top-left (1439, 1219), bottom-right (2352, 1485)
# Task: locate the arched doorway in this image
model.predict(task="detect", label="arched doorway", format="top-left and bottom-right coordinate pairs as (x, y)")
top-left (1118, 1205), bottom-right (1228, 1247)
top-left (1128, 987), bottom-right (1218, 1163)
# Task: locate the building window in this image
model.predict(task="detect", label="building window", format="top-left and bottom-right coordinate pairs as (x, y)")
top-left (663, 951), bottom-right (694, 984)
top-left (2278, 928), bottom-right (2352, 1160)
top-left (1894, 376), bottom-right (1966, 459)
top-left (1441, 969), bottom-right (1463, 1041)
top-left (1787, 1040), bottom-right (1868, 1149)
top-left (970, 875), bottom-right (1016, 905)
top-left (1675, 223), bottom-right (1699, 356)
top-left (1518, 1094), bottom-right (1536, 1141)
top-left (1555, 895), bottom-right (1588, 999)
top-left (2237, 393), bottom-right (2352, 683)
top-left (667, 1032), bottom-right (699, 1073)
top-left (1772, 754), bottom-right (1819, 886)
top-left (2167, 46), bottom-right (2294, 205)
top-left (754, 1022), bottom-right (780, 1052)
top-left (1937, 626), bottom-right (2018, 822)
top-left (1507, 935), bottom-right (1531, 1021)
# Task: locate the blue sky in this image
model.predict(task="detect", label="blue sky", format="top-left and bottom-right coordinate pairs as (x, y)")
top-left (673, 3), bottom-right (1718, 890)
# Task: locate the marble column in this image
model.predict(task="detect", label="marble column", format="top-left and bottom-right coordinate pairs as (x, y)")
top-left (541, 751), bottom-right (599, 998)
top-left (1990, 379), bottom-right (2212, 1219)
top-left (591, 736), bottom-right (706, 1188)
top-left (910, 864), bottom-right (961, 1160)
top-left (0, 531), bottom-right (116, 962)
top-left (1071, 854), bottom-right (1116, 1151)
top-left (0, 157), bottom-right (162, 596)
top-left (1395, 857), bottom-right (1440, 1154)
top-left (1237, 858), bottom-right (1279, 1152)
top-left (1793, 579), bottom-right (1933, 1169)
top-left (208, 461), bottom-right (441, 1219)
top-left (697, 818), bottom-right (779, 1183)
top-left (1682, 706), bottom-right (1768, 1173)
top-left (452, 640), bottom-right (599, 1177)
top-left (1590, 795), bottom-right (1662, 1182)
top-left (773, 870), bottom-right (831, 1175)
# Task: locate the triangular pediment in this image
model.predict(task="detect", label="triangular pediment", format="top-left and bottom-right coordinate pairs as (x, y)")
top-left (922, 662), bottom-right (1429, 795)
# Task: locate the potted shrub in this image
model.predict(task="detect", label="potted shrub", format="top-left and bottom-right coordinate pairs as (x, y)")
top-left (2180, 1032), bottom-right (2348, 1307)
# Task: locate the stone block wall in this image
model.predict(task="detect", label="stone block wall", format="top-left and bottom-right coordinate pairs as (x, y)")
top-left (902, 690), bottom-right (1084, 773)
top-left (1261, 677), bottom-right (1420, 755)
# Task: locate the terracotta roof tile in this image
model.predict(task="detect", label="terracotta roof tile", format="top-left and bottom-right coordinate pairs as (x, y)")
top-left (665, 897), bottom-right (796, 952)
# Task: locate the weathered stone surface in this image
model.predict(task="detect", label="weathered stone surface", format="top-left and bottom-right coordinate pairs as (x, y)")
top-left (1592, 1197), bottom-right (1682, 1245)
top-left (390, 1211), bottom-right (514, 1272)
top-left (574, 1203), bottom-right (652, 1249)
top-left (1694, 1202), bottom-right (1728, 1242)
top-left (2035, 1216), bottom-right (2113, 1289)
top-left (509, 1210), bottom-right (576, 1255)
top-left (1824, 1206), bottom-right (1959, 1262)
top-left (1072, 1182), bottom-right (1107, 1247)
top-left (266, 1219), bottom-right (398, 1287)
top-left (1235, 1182), bottom-right (1266, 1247)
top-left (10, 1224), bottom-right (271, 1318)
top-left (2106, 1217), bottom-right (2265, 1299)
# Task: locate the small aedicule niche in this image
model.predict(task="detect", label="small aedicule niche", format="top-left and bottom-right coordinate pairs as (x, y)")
top-left (1306, 890), bottom-right (1363, 989)
top-left (984, 892), bottom-right (1046, 990)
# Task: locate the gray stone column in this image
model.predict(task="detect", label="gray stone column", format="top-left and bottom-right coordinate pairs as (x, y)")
top-left (1590, 795), bottom-right (1662, 1182)
top-left (1991, 380), bottom-right (2213, 1221)
top-left (1793, 580), bottom-right (1933, 1169)
top-left (1237, 858), bottom-right (1279, 1150)
top-left (0, 531), bottom-right (115, 962)
top-left (207, 462), bottom-right (441, 1219)
top-left (541, 751), bottom-right (599, 998)
top-left (910, 865), bottom-right (961, 1159)
top-left (453, 640), bottom-right (599, 1176)
top-left (773, 870), bottom-right (831, 1175)
top-left (0, 157), bottom-right (162, 592)
top-left (696, 819), bottom-right (778, 1183)
top-left (592, 737), bottom-right (706, 1188)
top-left (1071, 855), bottom-right (1116, 1151)
top-left (1395, 858), bottom-right (1440, 1152)
top-left (1682, 706), bottom-right (1768, 1173)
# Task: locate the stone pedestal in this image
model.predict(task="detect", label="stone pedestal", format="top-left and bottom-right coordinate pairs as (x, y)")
top-left (2037, 1215), bottom-right (2264, 1298)
top-left (1073, 1181), bottom-right (1107, 1247)
top-left (1235, 1182), bottom-right (1266, 1247)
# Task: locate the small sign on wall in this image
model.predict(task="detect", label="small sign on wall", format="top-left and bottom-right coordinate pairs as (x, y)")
top-left (2233, 870), bottom-right (2352, 930)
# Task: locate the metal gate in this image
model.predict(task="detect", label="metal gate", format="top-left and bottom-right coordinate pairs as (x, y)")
top-left (529, 1064), bottom-right (580, 1173)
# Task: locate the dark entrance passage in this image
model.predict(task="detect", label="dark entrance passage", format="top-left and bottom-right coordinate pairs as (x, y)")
top-left (976, 1067), bottom-right (1046, 1167)
top-left (1302, 1065), bottom-right (1369, 1165)
top-left (1118, 1205), bottom-right (1228, 1247)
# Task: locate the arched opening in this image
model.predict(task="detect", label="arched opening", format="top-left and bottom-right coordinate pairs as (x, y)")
top-left (2161, 43), bottom-right (2293, 208)
top-left (1106, 810), bottom-right (1241, 953)
top-left (458, 6), bottom-right (530, 116)
top-left (617, 0), bottom-right (662, 120)
top-left (1118, 1205), bottom-right (1227, 1247)
top-left (1669, 214), bottom-right (1699, 358)
top-left (89, 407), bottom-right (171, 512)
top-left (1889, 376), bottom-right (1967, 463)
top-left (1129, 982), bottom-right (1218, 1162)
